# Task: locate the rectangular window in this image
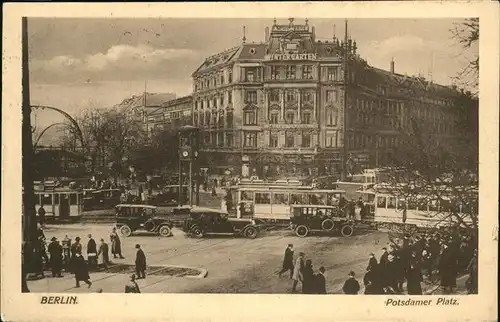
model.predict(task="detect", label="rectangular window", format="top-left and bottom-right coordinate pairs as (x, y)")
top-left (218, 132), bottom-right (224, 147)
top-left (286, 43), bottom-right (298, 51)
top-left (301, 112), bottom-right (311, 124)
top-left (221, 74), bottom-right (225, 84)
top-left (245, 91), bottom-right (257, 103)
top-left (326, 90), bottom-right (337, 102)
top-left (270, 90), bottom-right (280, 102)
top-left (269, 133), bottom-right (279, 148)
top-left (291, 193), bottom-right (307, 205)
top-left (377, 196), bottom-right (387, 208)
top-left (285, 112), bottom-right (295, 124)
top-left (285, 131), bottom-right (294, 147)
top-left (244, 111), bottom-right (257, 125)
top-left (286, 91), bottom-right (296, 102)
top-left (255, 192), bottom-right (271, 204)
top-left (269, 113), bottom-right (279, 124)
top-left (241, 191), bottom-right (254, 201)
top-left (226, 133), bottom-right (233, 147)
top-left (326, 108), bottom-right (338, 126)
top-left (228, 91), bottom-right (232, 104)
top-left (301, 92), bottom-right (313, 102)
top-left (244, 133), bottom-right (257, 147)
top-left (246, 69), bottom-right (255, 82)
top-left (272, 193), bottom-right (289, 205)
top-left (387, 197), bottom-right (397, 209)
top-left (325, 130), bottom-right (338, 147)
top-left (228, 71), bottom-right (233, 83)
top-left (302, 65), bottom-right (313, 79)
top-left (42, 194), bottom-right (52, 206)
top-left (271, 66), bottom-right (280, 80)
top-left (226, 112), bottom-right (233, 128)
top-left (286, 66), bottom-right (296, 79)
top-left (327, 67), bottom-right (337, 81)
top-left (301, 133), bottom-right (311, 147)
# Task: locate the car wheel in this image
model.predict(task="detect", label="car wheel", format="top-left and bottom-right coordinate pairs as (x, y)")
top-left (191, 226), bottom-right (204, 238)
top-left (295, 225), bottom-right (309, 238)
top-left (158, 225), bottom-right (171, 237)
top-left (119, 225), bottom-right (132, 237)
top-left (321, 219), bottom-right (335, 232)
top-left (341, 224), bottom-right (354, 237)
top-left (244, 226), bottom-right (258, 239)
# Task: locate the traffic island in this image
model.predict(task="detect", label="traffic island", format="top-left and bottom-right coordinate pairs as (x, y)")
top-left (99, 263), bottom-right (207, 279)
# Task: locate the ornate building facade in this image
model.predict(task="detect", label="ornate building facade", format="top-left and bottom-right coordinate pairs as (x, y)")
top-left (191, 18), bottom-right (474, 178)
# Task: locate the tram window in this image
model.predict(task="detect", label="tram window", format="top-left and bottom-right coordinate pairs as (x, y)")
top-left (397, 199), bottom-right (406, 209)
top-left (291, 194), bottom-right (306, 205)
top-left (377, 197), bottom-right (387, 208)
top-left (272, 193), bottom-right (289, 205)
top-left (41, 194), bottom-right (52, 206)
top-left (69, 194), bottom-right (78, 205)
top-left (327, 193), bottom-right (339, 206)
top-left (407, 200), bottom-right (417, 210)
top-left (54, 194), bottom-right (59, 204)
top-left (308, 194), bottom-right (322, 205)
top-left (241, 191), bottom-right (254, 201)
top-left (440, 199), bottom-right (451, 212)
top-left (367, 194), bottom-right (375, 202)
top-left (36, 194), bottom-right (42, 205)
top-left (255, 193), bottom-right (271, 204)
top-left (387, 197), bottom-right (397, 209)
top-left (416, 197), bottom-right (427, 211)
top-left (428, 200), bottom-right (439, 212)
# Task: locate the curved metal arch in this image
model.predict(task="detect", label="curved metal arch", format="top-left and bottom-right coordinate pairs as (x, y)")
top-left (33, 122), bottom-right (68, 150)
top-left (31, 105), bottom-right (85, 149)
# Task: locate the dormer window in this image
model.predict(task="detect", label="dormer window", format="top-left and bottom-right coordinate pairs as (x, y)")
top-left (286, 43), bottom-right (298, 51)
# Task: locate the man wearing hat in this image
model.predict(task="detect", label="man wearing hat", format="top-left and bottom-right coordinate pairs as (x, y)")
top-left (70, 237), bottom-right (82, 273)
top-left (87, 234), bottom-right (97, 270)
top-left (125, 274), bottom-right (141, 293)
top-left (342, 271), bottom-right (360, 294)
top-left (47, 237), bottom-right (63, 277)
top-left (278, 244), bottom-right (294, 279)
top-left (62, 235), bottom-right (72, 271)
top-left (135, 244), bottom-right (147, 279)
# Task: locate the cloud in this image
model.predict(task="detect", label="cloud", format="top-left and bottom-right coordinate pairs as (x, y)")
top-left (30, 44), bottom-right (200, 83)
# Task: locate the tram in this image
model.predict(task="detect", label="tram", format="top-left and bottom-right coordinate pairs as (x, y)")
top-left (29, 181), bottom-right (84, 220)
top-left (231, 180), bottom-right (346, 221)
top-left (357, 184), bottom-right (477, 228)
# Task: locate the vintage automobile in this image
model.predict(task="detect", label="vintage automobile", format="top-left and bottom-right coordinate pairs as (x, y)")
top-left (83, 188), bottom-right (121, 211)
top-left (115, 204), bottom-right (173, 237)
top-left (289, 205), bottom-right (355, 237)
top-left (180, 206), bottom-right (262, 239)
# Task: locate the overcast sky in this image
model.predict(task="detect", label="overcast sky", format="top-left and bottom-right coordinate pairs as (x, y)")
top-left (28, 18), bottom-right (477, 135)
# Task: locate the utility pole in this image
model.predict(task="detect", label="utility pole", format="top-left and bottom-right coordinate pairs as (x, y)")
top-left (341, 19), bottom-right (349, 181)
top-left (22, 17), bottom-right (37, 292)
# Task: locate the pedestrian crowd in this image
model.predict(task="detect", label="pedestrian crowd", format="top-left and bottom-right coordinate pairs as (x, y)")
top-left (32, 225), bottom-right (148, 291)
top-left (277, 226), bottom-right (478, 295)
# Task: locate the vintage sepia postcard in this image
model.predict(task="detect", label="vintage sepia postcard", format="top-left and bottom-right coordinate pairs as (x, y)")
top-left (2, 2), bottom-right (498, 321)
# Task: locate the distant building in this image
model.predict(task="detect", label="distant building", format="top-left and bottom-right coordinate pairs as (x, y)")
top-left (144, 95), bottom-right (193, 136)
top-left (189, 18), bottom-right (475, 178)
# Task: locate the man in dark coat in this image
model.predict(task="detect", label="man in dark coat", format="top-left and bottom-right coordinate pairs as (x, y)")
top-left (135, 244), bottom-right (147, 279)
top-left (47, 237), bottom-right (63, 277)
top-left (406, 251), bottom-right (423, 295)
top-left (62, 235), bottom-right (72, 271)
top-left (302, 259), bottom-right (315, 294)
top-left (385, 254), bottom-right (400, 293)
top-left (97, 238), bottom-right (110, 271)
top-left (364, 263), bottom-right (383, 294)
top-left (378, 247), bottom-right (389, 288)
top-left (367, 253), bottom-right (378, 271)
top-left (110, 227), bottom-right (124, 259)
top-left (314, 266), bottom-right (327, 294)
top-left (439, 242), bottom-right (458, 293)
top-left (87, 234), bottom-right (97, 270)
top-left (278, 244), bottom-right (294, 278)
top-left (37, 205), bottom-right (46, 227)
top-left (342, 271), bottom-right (360, 294)
top-left (37, 227), bottom-right (49, 266)
top-left (73, 252), bottom-right (92, 288)
top-left (125, 274), bottom-right (141, 293)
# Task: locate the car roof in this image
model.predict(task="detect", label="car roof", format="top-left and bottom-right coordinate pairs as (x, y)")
top-left (291, 205), bottom-right (339, 208)
top-left (116, 204), bottom-right (157, 209)
top-left (174, 206), bottom-right (227, 214)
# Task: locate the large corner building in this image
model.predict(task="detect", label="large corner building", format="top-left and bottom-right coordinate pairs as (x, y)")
top-left (191, 18), bottom-right (472, 178)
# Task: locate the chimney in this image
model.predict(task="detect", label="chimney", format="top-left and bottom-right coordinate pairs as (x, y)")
top-left (390, 59), bottom-right (395, 74)
top-left (265, 27), bottom-right (269, 41)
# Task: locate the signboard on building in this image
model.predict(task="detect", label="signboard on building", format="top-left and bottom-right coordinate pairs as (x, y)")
top-left (265, 53), bottom-right (317, 61)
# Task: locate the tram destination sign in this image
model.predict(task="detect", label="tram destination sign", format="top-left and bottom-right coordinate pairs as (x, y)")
top-left (265, 53), bottom-right (317, 61)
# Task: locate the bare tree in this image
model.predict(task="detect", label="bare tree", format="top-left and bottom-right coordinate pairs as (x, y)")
top-left (382, 116), bottom-right (478, 239)
top-left (451, 18), bottom-right (479, 92)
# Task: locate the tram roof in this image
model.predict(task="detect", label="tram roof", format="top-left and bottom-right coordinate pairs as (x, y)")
top-left (290, 204), bottom-right (340, 209)
top-left (173, 205), bottom-right (227, 214)
top-left (234, 186), bottom-right (345, 193)
top-left (116, 204), bottom-right (158, 209)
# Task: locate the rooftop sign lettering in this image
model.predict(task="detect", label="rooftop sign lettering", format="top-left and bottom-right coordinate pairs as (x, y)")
top-left (265, 53), bottom-right (317, 61)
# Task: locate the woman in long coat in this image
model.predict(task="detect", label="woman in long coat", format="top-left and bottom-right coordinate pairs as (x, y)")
top-left (97, 239), bottom-right (110, 270)
top-left (292, 252), bottom-right (305, 293)
top-left (110, 228), bottom-right (124, 259)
